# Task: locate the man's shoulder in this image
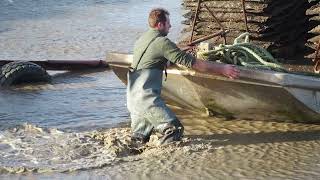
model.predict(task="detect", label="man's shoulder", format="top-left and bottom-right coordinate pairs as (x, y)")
top-left (156, 35), bottom-right (170, 41)
top-left (135, 30), bottom-right (159, 44)
top-left (134, 31), bottom-right (150, 48)
top-left (155, 36), bottom-right (174, 46)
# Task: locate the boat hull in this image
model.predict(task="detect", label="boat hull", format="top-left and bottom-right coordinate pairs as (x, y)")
top-left (108, 53), bottom-right (320, 123)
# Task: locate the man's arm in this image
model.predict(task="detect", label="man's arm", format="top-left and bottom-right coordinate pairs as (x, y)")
top-left (162, 38), bottom-right (195, 68)
top-left (160, 38), bottom-right (240, 79)
top-left (192, 59), bottom-right (240, 79)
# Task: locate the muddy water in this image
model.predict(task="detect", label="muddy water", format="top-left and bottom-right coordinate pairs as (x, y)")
top-left (1, 0), bottom-right (320, 179)
top-left (1, 116), bottom-right (320, 179)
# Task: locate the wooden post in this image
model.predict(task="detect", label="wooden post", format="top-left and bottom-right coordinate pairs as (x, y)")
top-left (241, 0), bottom-right (249, 32)
top-left (190, 0), bottom-right (202, 43)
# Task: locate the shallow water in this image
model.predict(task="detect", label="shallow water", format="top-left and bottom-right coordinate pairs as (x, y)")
top-left (1, 0), bottom-right (320, 179)
top-left (0, 70), bottom-right (128, 131)
top-left (0, 0), bottom-right (183, 131)
top-left (0, 0), bottom-right (183, 60)
top-left (1, 117), bottom-right (320, 179)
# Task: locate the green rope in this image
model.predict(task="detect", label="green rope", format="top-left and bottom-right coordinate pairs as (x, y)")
top-left (199, 32), bottom-right (287, 72)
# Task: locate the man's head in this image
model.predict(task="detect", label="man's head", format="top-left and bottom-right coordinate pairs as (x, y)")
top-left (148, 8), bottom-right (171, 36)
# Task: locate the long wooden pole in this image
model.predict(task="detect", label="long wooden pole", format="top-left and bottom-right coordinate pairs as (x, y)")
top-left (188, 30), bottom-right (228, 46)
top-left (190, 0), bottom-right (202, 43)
top-left (241, 0), bottom-right (249, 32)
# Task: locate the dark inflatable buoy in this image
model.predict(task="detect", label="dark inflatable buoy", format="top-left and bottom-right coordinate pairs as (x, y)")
top-left (0, 61), bottom-right (51, 87)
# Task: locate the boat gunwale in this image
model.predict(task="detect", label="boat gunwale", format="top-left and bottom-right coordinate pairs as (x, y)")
top-left (107, 52), bottom-right (320, 91)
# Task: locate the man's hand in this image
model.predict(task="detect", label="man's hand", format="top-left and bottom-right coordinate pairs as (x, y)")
top-left (192, 59), bottom-right (240, 79)
top-left (221, 64), bottom-right (240, 79)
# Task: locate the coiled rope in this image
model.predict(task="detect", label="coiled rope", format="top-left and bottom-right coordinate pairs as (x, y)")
top-left (198, 33), bottom-right (287, 72)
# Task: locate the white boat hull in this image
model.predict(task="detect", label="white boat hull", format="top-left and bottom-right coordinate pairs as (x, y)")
top-left (107, 53), bottom-right (320, 122)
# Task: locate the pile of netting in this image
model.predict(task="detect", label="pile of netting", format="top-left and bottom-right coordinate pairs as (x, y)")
top-left (181, 0), bottom-right (318, 62)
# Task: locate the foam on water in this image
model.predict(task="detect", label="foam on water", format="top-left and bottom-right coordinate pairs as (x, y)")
top-left (2, 115), bottom-right (320, 179)
top-left (0, 123), bottom-right (222, 174)
top-left (0, 123), bottom-right (117, 173)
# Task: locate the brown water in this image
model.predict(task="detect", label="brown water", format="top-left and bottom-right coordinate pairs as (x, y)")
top-left (1, 114), bottom-right (320, 179)
top-left (1, 0), bottom-right (320, 179)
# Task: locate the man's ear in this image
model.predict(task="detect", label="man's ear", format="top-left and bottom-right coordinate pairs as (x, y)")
top-left (156, 22), bottom-right (163, 29)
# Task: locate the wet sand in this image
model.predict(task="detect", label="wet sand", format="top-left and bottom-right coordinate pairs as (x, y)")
top-left (1, 109), bottom-right (320, 179)
top-left (95, 110), bottom-right (320, 179)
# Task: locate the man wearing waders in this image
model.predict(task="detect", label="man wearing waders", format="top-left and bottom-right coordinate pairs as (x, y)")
top-left (128, 8), bottom-right (240, 145)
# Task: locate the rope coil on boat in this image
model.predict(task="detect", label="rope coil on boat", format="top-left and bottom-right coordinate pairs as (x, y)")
top-left (198, 33), bottom-right (287, 72)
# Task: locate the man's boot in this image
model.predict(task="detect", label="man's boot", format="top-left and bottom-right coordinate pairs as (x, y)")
top-left (158, 121), bottom-right (184, 145)
top-left (131, 133), bottom-right (150, 145)
top-left (129, 133), bottom-right (150, 154)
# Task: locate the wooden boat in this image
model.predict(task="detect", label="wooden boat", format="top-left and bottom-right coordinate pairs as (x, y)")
top-left (107, 52), bottom-right (320, 123)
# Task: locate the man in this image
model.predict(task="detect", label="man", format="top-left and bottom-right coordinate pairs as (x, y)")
top-left (127, 8), bottom-right (239, 145)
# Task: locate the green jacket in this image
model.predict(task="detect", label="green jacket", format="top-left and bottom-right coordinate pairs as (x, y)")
top-left (132, 29), bottom-right (195, 70)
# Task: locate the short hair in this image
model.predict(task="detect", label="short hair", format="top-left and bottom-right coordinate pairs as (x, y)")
top-left (148, 8), bottom-right (170, 28)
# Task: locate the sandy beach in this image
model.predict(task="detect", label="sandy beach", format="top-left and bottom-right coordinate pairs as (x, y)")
top-left (1, 0), bottom-right (320, 179)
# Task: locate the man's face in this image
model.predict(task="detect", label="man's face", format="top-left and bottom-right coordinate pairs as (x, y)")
top-left (158, 15), bottom-right (171, 36)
